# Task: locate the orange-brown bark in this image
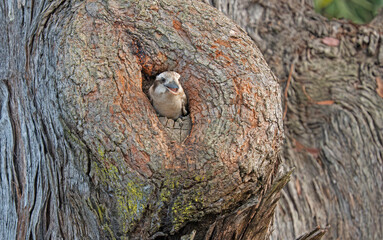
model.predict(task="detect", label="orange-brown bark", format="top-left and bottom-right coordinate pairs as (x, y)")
top-left (1, 0), bottom-right (284, 239)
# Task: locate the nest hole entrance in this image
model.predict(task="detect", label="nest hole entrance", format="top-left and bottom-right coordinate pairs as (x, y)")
top-left (141, 73), bottom-right (154, 98)
top-left (141, 71), bottom-right (191, 143)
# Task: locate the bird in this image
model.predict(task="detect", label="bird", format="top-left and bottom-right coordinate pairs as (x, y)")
top-left (149, 71), bottom-right (187, 120)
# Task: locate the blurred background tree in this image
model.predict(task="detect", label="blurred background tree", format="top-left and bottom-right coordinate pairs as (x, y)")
top-left (314, 0), bottom-right (383, 23)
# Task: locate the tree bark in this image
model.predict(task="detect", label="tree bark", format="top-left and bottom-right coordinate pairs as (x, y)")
top-left (1, 0), bottom-right (285, 239)
top-left (207, 0), bottom-right (383, 239)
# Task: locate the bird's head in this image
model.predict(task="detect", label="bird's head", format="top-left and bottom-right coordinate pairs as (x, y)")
top-left (153, 71), bottom-right (183, 95)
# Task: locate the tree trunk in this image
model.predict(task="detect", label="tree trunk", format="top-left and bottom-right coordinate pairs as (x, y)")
top-left (1, 0), bottom-right (286, 239)
top-left (207, 0), bottom-right (383, 239)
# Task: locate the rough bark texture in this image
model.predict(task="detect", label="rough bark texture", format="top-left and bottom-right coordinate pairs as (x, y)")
top-left (1, 0), bottom-right (285, 239)
top-left (207, 0), bottom-right (383, 239)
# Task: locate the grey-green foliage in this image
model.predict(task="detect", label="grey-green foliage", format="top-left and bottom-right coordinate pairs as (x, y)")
top-left (314, 0), bottom-right (383, 24)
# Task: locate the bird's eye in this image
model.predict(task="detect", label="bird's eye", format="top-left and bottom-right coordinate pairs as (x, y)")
top-left (160, 78), bottom-right (166, 83)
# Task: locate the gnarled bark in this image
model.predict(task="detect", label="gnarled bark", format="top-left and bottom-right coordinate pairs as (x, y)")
top-left (208, 0), bottom-right (383, 239)
top-left (1, 0), bottom-right (284, 239)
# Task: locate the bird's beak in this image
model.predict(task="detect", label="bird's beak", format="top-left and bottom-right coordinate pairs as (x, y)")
top-left (165, 81), bottom-right (179, 95)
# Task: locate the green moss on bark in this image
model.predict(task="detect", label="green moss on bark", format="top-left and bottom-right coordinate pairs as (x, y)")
top-left (91, 153), bottom-right (151, 235)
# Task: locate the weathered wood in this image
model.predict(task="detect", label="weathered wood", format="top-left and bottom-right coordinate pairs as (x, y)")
top-left (1, 0), bottom-right (284, 239)
top-left (209, 0), bottom-right (383, 239)
top-left (296, 226), bottom-right (328, 240)
top-left (204, 169), bottom-right (292, 240)
top-left (0, 81), bottom-right (18, 240)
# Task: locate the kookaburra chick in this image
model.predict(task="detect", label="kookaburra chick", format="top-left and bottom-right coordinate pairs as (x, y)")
top-left (149, 71), bottom-right (187, 120)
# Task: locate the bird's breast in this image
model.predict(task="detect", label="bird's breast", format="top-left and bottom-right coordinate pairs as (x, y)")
top-left (152, 93), bottom-right (184, 119)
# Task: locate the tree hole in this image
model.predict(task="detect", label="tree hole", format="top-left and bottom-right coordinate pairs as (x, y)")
top-left (141, 72), bottom-right (154, 98)
top-left (142, 71), bottom-right (191, 143)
